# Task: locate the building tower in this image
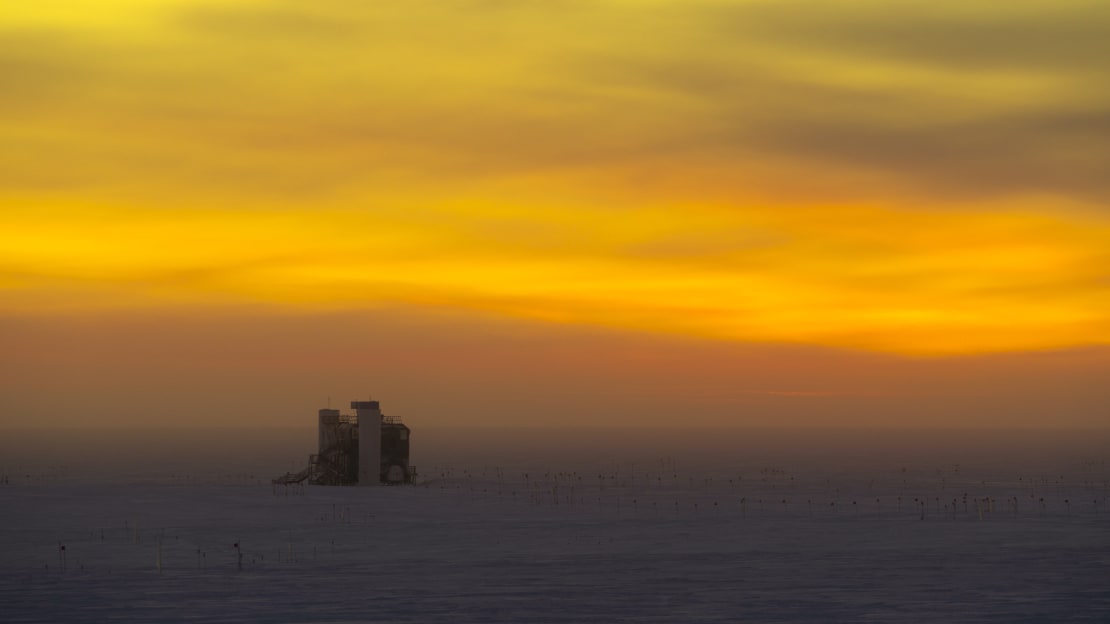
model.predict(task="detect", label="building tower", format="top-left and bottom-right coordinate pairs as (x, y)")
top-left (353, 400), bottom-right (382, 485)
top-left (318, 408), bottom-right (340, 456)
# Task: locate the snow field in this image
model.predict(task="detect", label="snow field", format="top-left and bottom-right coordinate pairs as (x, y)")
top-left (2, 456), bottom-right (1108, 623)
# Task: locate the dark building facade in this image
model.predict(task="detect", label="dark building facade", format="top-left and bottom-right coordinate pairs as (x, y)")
top-left (283, 400), bottom-right (413, 485)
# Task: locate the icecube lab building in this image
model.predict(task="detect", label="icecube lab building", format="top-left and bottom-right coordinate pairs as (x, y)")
top-left (284, 400), bottom-right (413, 485)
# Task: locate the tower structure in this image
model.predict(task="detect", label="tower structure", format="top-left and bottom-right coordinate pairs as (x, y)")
top-left (353, 400), bottom-right (382, 486)
top-left (318, 408), bottom-right (340, 452)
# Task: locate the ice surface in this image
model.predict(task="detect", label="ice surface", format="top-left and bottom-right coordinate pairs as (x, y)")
top-left (1, 428), bottom-right (1107, 622)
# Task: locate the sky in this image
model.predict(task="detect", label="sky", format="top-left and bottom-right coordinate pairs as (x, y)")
top-left (2, 0), bottom-right (1109, 429)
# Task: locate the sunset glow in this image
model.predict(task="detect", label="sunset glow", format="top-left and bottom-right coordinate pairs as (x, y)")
top-left (5, 201), bottom-right (1109, 354)
top-left (3, 1), bottom-right (1109, 427)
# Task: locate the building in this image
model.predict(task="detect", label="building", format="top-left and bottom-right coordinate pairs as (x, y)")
top-left (276, 399), bottom-right (413, 486)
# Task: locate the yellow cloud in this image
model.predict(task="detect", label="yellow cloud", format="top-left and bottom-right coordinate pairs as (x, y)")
top-left (4, 198), bottom-right (1108, 354)
top-left (3, 1), bottom-right (1109, 355)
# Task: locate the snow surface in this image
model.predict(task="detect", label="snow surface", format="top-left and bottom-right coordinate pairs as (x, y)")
top-left (2, 429), bottom-right (1108, 622)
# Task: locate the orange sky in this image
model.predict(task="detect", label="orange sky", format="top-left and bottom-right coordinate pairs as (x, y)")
top-left (2, 1), bottom-right (1109, 428)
